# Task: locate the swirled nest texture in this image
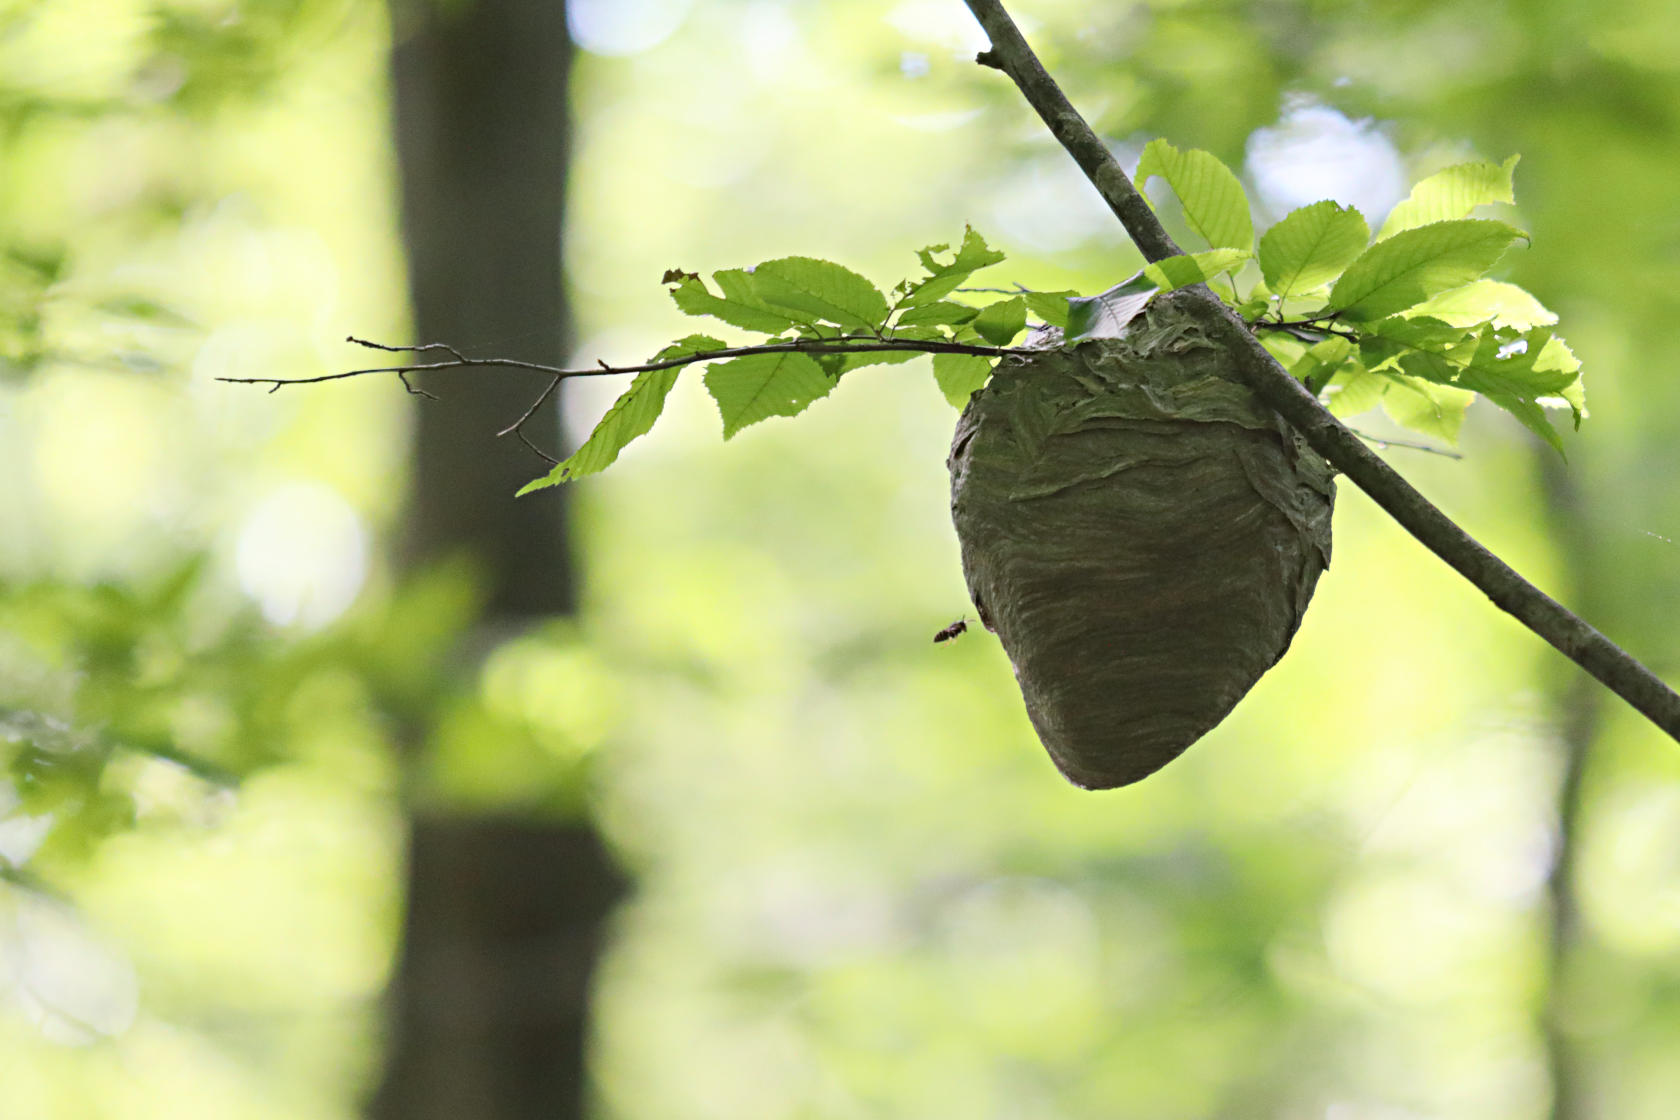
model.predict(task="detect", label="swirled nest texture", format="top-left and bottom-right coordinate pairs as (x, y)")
top-left (948, 292), bottom-right (1336, 789)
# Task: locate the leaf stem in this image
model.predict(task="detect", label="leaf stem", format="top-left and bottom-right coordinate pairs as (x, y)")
top-left (964, 0), bottom-right (1680, 741)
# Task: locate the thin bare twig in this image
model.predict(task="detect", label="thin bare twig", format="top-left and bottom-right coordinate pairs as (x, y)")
top-left (963, 0), bottom-right (1680, 741)
top-left (222, 333), bottom-right (1032, 463)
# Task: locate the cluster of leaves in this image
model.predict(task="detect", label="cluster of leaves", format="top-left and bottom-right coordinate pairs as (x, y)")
top-left (1117, 140), bottom-right (1584, 452)
top-left (525, 139), bottom-right (1582, 495)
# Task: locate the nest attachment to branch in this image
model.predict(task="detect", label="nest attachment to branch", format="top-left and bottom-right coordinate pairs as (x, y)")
top-left (948, 291), bottom-right (1336, 789)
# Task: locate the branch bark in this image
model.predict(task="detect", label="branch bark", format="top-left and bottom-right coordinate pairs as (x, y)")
top-left (962, 0), bottom-right (1680, 742)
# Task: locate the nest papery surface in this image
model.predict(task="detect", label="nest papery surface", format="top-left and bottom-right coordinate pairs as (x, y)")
top-left (948, 293), bottom-right (1336, 789)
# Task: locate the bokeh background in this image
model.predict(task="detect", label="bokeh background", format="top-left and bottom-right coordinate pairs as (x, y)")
top-left (3, 0), bottom-right (1679, 1117)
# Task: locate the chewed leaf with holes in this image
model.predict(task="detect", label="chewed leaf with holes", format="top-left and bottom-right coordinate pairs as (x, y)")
top-left (899, 227), bottom-right (1007, 309)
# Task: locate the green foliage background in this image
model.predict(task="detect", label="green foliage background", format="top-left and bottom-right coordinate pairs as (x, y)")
top-left (2, 0), bottom-right (1678, 1118)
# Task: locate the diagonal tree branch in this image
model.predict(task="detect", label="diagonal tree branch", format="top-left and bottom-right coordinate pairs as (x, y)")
top-left (962, 0), bottom-right (1680, 742)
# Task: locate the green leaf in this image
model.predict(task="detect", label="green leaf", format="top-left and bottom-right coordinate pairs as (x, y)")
top-left (933, 352), bottom-right (994, 408)
top-left (704, 350), bottom-right (835, 438)
top-left (1258, 201), bottom-right (1370, 299)
top-left (1065, 273), bottom-right (1158, 343)
top-left (1024, 289), bottom-right (1078, 329)
top-left (1364, 315), bottom-right (1475, 350)
top-left (517, 334), bottom-right (727, 493)
top-left (1327, 219), bottom-right (1525, 322)
top-left (1377, 156), bottom-right (1519, 240)
top-left (1135, 138), bottom-right (1254, 251)
top-left (1289, 335), bottom-right (1354, 392)
top-left (1453, 325), bottom-right (1580, 397)
top-left (896, 300), bottom-right (979, 327)
top-left (1142, 248), bottom-right (1252, 292)
top-left (972, 295), bottom-right (1027, 345)
top-left (1380, 374), bottom-right (1475, 443)
top-left (750, 257), bottom-right (889, 331)
top-left (902, 226), bottom-right (1007, 308)
top-left (1407, 279), bottom-right (1557, 329)
top-left (669, 271), bottom-right (796, 333)
top-left (1323, 362), bottom-right (1384, 417)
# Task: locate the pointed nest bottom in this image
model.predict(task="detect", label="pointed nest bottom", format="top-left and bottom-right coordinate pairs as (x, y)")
top-left (948, 291), bottom-right (1336, 789)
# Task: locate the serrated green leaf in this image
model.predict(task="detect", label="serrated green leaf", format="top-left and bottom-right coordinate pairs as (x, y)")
top-left (933, 352), bottom-right (994, 408)
top-left (1328, 219), bottom-right (1524, 321)
top-left (972, 295), bottom-right (1027, 345)
top-left (1024, 289), bottom-right (1078, 329)
top-left (1065, 273), bottom-right (1158, 343)
top-left (1142, 248), bottom-right (1251, 292)
top-left (1484, 390), bottom-right (1565, 455)
top-left (669, 271), bottom-right (796, 332)
top-left (1258, 201), bottom-right (1370, 299)
top-left (517, 333), bottom-right (727, 493)
top-left (750, 257), bottom-right (890, 331)
top-left (704, 350), bottom-right (835, 438)
top-left (1377, 156), bottom-right (1519, 240)
top-left (1407, 280), bottom-right (1557, 329)
top-left (902, 227), bottom-right (1007, 308)
top-left (1135, 138), bottom-right (1254, 252)
top-left (896, 300), bottom-right (979, 328)
top-left (1380, 374), bottom-right (1475, 443)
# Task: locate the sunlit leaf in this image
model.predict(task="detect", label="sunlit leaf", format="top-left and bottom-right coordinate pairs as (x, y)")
top-left (669, 271), bottom-right (796, 333)
top-left (902, 226), bottom-right (1007, 308)
top-left (896, 300), bottom-right (979, 327)
top-left (933, 352), bottom-right (993, 408)
top-left (1024, 289), bottom-right (1078, 329)
top-left (1135, 138), bottom-right (1254, 251)
top-left (704, 350), bottom-right (835, 438)
top-left (1328, 219), bottom-right (1525, 321)
top-left (752, 256), bottom-right (890, 331)
top-left (1258, 201), bottom-right (1370, 299)
top-left (1142, 248), bottom-right (1251, 292)
top-left (1379, 374), bottom-right (1475, 443)
top-left (972, 295), bottom-right (1027, 345)
top-left (1377, 156), bottom-right (1520, 240)
top-left (1407, 279), bottom-right (1557, 329)
top-left (1323, 361), bottom-right (1384, 416)
top-left (1289, 335), bottom-right (1353, 391)
top-left (517, 334), bottom-right (725, 493)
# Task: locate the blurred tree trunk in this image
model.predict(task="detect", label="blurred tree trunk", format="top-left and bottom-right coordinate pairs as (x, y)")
top-left (373, 2), bottom-right (624, 1119)
top-left (1538, 455), bottom-right (1601, 1120)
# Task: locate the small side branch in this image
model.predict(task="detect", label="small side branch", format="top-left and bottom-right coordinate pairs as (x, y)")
top-left (221, 334), bottom-right (1031, 462)
top-left (963, 0), bottom-right (1680, 741)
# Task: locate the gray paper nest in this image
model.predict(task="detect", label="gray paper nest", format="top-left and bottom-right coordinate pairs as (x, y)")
top-left (948, 291), bottom-right (1336, 789)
